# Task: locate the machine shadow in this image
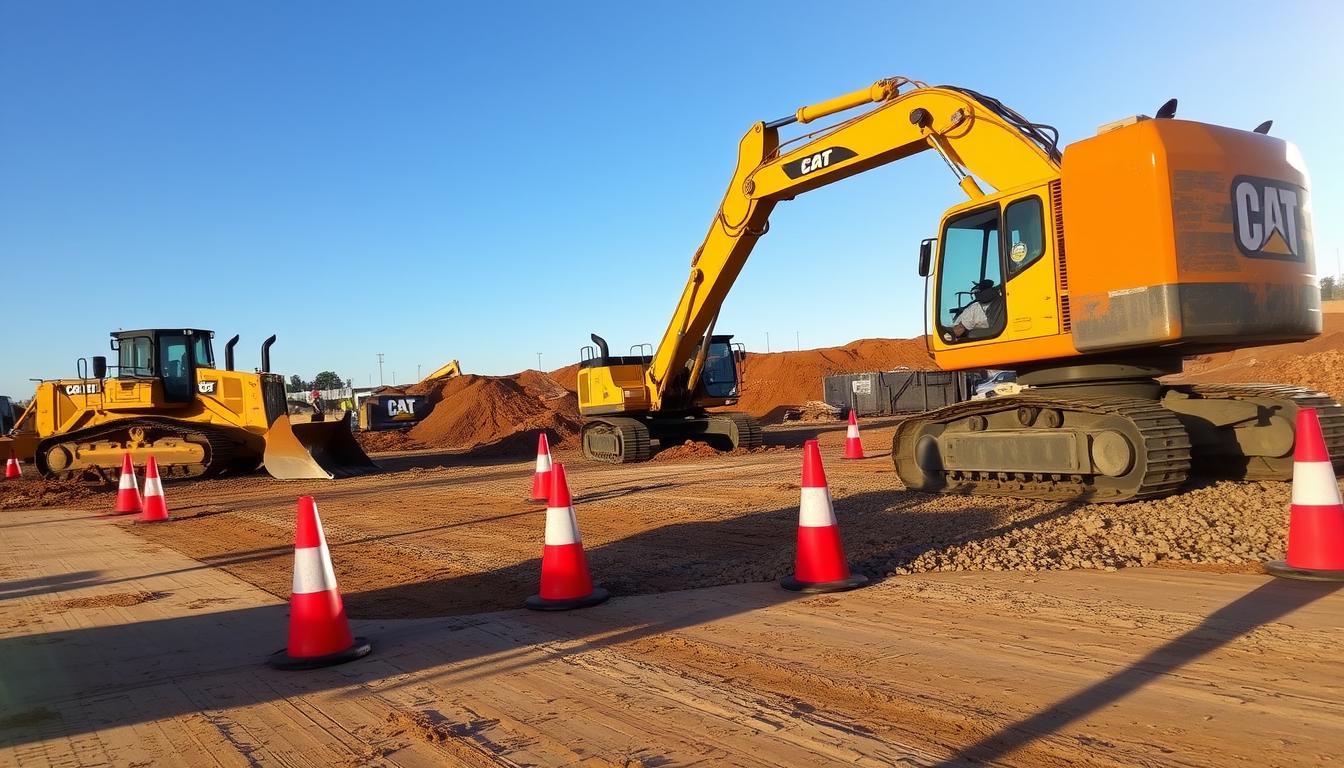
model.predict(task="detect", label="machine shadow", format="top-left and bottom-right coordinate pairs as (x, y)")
top-left (937, 578), bottom-right (1343, 767)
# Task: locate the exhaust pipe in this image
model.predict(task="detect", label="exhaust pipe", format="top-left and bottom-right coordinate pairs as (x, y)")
top-left (224, 335), bottom-right (240, 371)
top-left (261, 334), bottom-right (277, 373)
top-left (590, 333), bottom-right (610, 363)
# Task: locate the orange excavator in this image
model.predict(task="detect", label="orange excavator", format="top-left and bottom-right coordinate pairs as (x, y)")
top-left (577, 76), bottom-right (1340, 501)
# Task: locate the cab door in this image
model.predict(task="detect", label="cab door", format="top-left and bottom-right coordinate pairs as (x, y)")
top-left (931, 188), bottom-right (1059, 348)
top-left (157, 333), bottom-right (195, 404)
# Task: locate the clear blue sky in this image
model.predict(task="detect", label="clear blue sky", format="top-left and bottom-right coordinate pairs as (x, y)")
top-left (2, 1), bottom-right (1341, 394)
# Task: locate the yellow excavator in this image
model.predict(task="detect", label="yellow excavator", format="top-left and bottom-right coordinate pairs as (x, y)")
top-left (577, 76), bottom-right (1341, 501)
top-left (0, 328), bottom-right (377, 480)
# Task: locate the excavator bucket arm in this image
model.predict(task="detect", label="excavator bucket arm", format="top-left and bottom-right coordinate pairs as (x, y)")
top-left (263, 414), bottom-right (379, 479)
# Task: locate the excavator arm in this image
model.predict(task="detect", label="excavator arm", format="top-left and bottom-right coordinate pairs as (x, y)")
top-left (646, 78), bottom-right (1062, 410)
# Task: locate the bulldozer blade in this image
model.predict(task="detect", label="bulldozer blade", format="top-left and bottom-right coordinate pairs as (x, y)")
top-left (263, 414), bottom-right (379, 480)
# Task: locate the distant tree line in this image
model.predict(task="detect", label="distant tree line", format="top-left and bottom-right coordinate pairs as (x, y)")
top-left (286, 371), bottom-right (351, 393)
top-left (1323, 277), bottom-right (1339, 301)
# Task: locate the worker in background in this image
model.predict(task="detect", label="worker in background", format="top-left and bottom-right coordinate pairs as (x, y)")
top-left (310, 386), bottom-right (324, 416)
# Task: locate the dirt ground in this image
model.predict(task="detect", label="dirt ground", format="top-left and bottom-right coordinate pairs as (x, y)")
top-left (2, 492), bottom-right (1341, 767)
top-left (9, 419), bottom-right (1301, 625)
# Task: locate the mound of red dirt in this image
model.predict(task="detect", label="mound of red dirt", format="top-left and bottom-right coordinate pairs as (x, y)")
top-left (400, 371), bottom-right (581, 453)
top-left (1172, 313), bottom-right (1344, 402)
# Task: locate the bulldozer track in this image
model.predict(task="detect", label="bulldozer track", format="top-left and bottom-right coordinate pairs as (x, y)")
top-left (893, 394), bottom-right (1193, 502)
top-left (36, 418), bottom-right (251, 482)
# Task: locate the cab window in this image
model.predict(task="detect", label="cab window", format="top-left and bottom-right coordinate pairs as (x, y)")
top-left (118, 336), bottom-right (154, 377)
top-left (700, 341), bottom-right (739, 398)
top-left (936, 207), bottom-right (1005, 343)
top-left (193, 335), bottom-right (215, 369)
top-left (1004, 197), bottom-right (1045, 276)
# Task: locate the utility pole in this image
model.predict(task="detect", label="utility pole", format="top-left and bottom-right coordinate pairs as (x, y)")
top-left (376, 353), bottom-right (384, 386)
top-left (766, 332), bottom-right (771, 353)
top-left (417, 364), bottom-right (422, 381)
top-left (536, 352), bottom-right (543, 370)
top-left (795, 331), bottom-right (800, 351)
top-left (392, 371), bottom-right (396, 385)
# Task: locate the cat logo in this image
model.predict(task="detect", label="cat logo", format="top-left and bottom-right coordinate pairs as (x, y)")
top-left (1232, 176), bottom-right (1308, 260)
top-left (386, 398), bottom-right (417, 420)
top-left (781, 146), bottom-right (858, 179)
top-left (197, 380), bottom-right (217, 395)
top-left (64, 383), bottom-right (99, 396)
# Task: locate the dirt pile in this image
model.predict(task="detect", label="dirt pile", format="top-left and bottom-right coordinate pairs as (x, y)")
top-left (0, 478), bottom-right (101, 510)
top-left (1173, 313), bottom-right (1344, 402)
top-left (379, 371), bottom-right (582, 455)
top-left (650, 441), bottom-right (788, 462)
top-left (875, 480), bottom-right (1287, 577)
top-left (734, 338), bottom-right (934, 421)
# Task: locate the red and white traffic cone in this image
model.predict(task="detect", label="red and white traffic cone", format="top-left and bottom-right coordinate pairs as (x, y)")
top-left (135, 456), bottom-right (170, 523)
top-left (842, 410), bottom-right (866, 460)
top-left (526, 463), bottom-right (609, 610)
top-left (269, 496), bottom-right (371, 669)
top-left (4, 450), bottom-right (21, 479)
top-left (1266, 408), bottom-right (1344, 581)
top-left (781, 439), bottom-right (868, 593)
top-left (113, 453), bottom-right (142, 515)
top-left (529, 433), bottom-right (553, 503)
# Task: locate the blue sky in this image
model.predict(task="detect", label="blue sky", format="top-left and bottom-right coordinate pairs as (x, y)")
top-left (2, 1), bottom-right (1341, 393)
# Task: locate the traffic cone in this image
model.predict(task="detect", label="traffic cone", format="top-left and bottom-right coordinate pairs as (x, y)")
top-left (525, 463), bottom-right (609, 610)
top-left (4, 451), bottom-right (20, 479)
top-left (113, 453), bottom-right (142, 515)
top-left (528, 432), bottom-right (553, 503)
top-left (269, 496), bottom-right (371, 669)
top-left (1265, 408), bottom-right (1344, 581)
top-left (134, 456), bottom-right (170, 523)
top-left (781, 439), bottom-right (869, 593)
top-left (843, 410), bottom-right (866, 460)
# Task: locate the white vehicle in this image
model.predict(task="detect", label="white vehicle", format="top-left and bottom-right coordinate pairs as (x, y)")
top-left (973, 370), bottom-right (1017, 399)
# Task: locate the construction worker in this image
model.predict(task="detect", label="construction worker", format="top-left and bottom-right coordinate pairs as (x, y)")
top-left (310, 386), bottom-right (324, 416)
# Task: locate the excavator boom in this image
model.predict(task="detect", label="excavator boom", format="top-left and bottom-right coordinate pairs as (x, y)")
top-left (644, 80), bottom-right (1060, 409)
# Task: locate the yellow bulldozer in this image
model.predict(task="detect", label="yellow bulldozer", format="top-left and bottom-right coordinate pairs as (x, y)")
top-left (0, 328), bottom-right (377, 481)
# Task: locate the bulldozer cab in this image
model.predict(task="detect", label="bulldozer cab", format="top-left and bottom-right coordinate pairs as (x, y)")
top-left (111, 329), bottom-right (215, 404)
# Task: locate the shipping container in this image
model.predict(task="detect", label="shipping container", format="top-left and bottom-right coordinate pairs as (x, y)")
top-left (822, 370), bottom-right (986, 417)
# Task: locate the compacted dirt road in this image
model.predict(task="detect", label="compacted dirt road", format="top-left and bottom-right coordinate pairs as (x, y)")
top-left (2, 419), bottom-right (1342, 765)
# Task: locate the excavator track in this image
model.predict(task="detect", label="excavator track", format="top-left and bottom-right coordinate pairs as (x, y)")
top-left (1177, 383), bottom-right (1344, 480)
top-left (35, 418), bottom-right (252, 482)
top-left (581, 417), bottom-right (652, 464)
top-left (893, 395), bottom-right (1192, 503)
top-left (706, 411), bottom-right (764, 451)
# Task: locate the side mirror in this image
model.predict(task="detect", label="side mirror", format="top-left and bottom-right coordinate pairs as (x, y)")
top-left (92, 356), bottom-right (107, 379)
top-left (918, 238), bottom-right (936, 277)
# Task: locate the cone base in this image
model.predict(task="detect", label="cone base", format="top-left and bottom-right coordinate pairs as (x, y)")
top-left (132, 516), bottom-right (170, 524)
top-left (268, 637), bottom-right (372, 670)
top-left (525, 586), bottom-right (609, 611)
top-left (841, 454), bottom-right (867, 461)
top-left (780, 573), bottom-right (869, 593)
top-left (1264, 560), bottom-right (1344, 582)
